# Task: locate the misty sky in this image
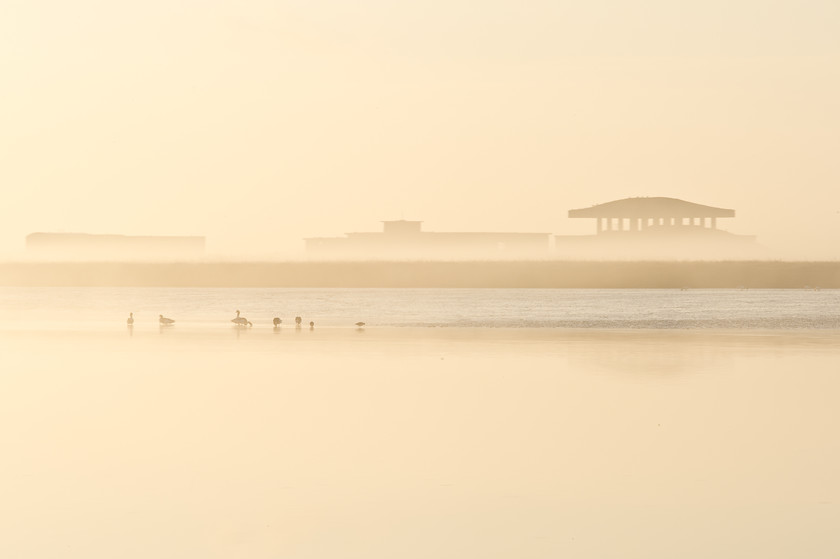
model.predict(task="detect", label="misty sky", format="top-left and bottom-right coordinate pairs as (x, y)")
top-left (2, 0), bottom-right (839, 258)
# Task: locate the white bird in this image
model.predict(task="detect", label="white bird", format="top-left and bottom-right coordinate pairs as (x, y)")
top-left (232, 310), bottom-right (252, 327)
top-left (159, 314), bottom-right (175, 325)
top-left (127, 312), bottom-right (134, 326)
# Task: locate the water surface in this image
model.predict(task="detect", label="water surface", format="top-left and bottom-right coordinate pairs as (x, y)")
top-left (1, 288), bottom-right (838, 558)
top-left (1, 287), bottom-right (839, 330)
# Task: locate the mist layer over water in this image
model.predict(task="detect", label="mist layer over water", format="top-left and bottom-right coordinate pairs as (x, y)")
top-left (1, 287), bottom-right (839, 330)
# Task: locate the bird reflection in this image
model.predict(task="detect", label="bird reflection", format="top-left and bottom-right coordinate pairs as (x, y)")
top-left (234, 325), bottom-right (248, 339)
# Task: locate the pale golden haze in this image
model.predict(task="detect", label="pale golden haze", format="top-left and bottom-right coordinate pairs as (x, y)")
top-left (2, 1), bottom-right (839, 259)
top-left (2, 325), bottom-right (839, 557)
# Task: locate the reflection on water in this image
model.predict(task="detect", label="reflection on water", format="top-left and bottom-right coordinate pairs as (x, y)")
top-left (0, 327), bottom-right (838, 558)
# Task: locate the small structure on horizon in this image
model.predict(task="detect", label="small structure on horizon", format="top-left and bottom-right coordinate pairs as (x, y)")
top-left (305, 220), bottom-right (549, 258)
top-left (556, 197), bottom-right (758, 258)
top-left (26, 232), bottom-right (206, 260)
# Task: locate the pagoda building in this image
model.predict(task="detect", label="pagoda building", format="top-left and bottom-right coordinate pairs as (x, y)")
top-left (556, 197), bottom-right (758, 258)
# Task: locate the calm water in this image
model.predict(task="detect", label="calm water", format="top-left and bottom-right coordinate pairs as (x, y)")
top-left (1, 288), bottom-right (839, 558)
top-left (1, 287), bottom-right (839, 330)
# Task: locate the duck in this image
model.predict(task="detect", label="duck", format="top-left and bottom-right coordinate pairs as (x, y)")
top-left (127, 312), bottom-right (134, 326)
top-left (273, 317), bottom-right (282, 327)
top-left (295, 316), bottom-right (302, 328)
top-left (231, 310), bottom-right (251, 327)
top-left (309, 321), bottom-right (314, 330)
top-left (355, 321), bottom-right (365, 328)
top-left (159, 314), bottom-right (175, 325)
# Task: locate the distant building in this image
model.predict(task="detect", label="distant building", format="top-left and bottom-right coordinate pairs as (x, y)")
top-left (305, 220), bottom-right (550, 258)
top-left (26, 233), bottom-right (206, 260)
top-left (555, 197), bottom-right (758, 258)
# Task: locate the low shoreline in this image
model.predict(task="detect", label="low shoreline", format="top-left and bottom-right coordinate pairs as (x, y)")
top-left (1, 260), bottom-right (840, 288)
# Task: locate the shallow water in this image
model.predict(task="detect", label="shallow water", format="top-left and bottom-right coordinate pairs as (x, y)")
top-left (1, 289), bottom-right (839, 557)
top-left (1, 287), bottom-right (839, 330)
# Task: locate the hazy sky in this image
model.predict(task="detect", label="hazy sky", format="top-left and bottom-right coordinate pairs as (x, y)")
top-left (2, 0), bottom-right (839, 258)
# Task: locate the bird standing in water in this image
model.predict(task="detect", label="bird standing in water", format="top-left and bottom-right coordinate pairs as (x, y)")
top-left (273, 317), bottom-right (282, 327)
top-left (295, 316), bottom-right (302, 328)
top-left (127, 313), bottom-right (134, 326)
top-left (309, 321), bottom-right (314, 330)
top-left (232, 310), bottom-right (252, 327)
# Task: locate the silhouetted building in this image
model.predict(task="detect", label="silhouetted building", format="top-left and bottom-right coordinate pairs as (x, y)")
top-left (26, 233), bottom-right (206, 260)
top-left (555, 197), bottom-right (758, 258)
top-left (305, 220), bottom-right (549, 258)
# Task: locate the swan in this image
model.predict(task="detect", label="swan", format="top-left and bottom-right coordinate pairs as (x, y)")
top-left (127, 312), bottom-right (134, 326)
top-left (231, 309), bottom-right (251, 326)
top-left (159, 314), bottom-right (175, 325)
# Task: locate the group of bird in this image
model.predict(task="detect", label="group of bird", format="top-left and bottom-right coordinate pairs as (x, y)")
top-left (126, 311), bottom-right (365, 329)
top-left (126, 313), bottom-right (174, 325)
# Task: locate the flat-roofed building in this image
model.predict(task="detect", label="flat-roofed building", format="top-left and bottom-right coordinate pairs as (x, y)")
top-left (305, 220), bottom-right (550, 259)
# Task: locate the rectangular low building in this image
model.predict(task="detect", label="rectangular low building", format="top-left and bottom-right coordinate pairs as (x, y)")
top-left (305, 221), bottom-right (549, 259)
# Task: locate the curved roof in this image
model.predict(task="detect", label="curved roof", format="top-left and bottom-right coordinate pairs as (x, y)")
top-left (568, 197), bottom-right (735, 219)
